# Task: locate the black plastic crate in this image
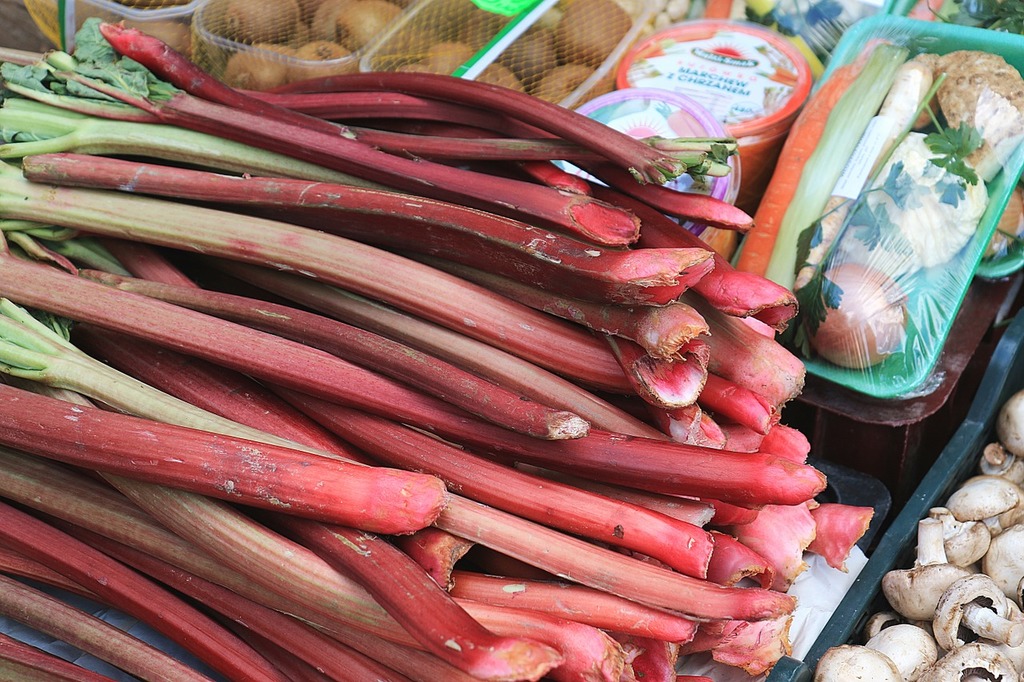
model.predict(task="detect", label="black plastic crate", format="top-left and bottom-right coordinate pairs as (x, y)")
top-left (766, 309), bottom-right (1024, 682)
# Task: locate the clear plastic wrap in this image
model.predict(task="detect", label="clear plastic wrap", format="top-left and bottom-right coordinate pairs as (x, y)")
top-left (781, 16), bottom-right (1024, 399)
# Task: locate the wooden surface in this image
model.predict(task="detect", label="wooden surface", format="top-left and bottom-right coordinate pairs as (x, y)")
top-left (1, 0), bottom-right (51, 52)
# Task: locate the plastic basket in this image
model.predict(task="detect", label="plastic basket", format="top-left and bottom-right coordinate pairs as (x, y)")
top-left (766, 308), bottom-right (1024, 681)
top-left (22, 0), bottom-right (201, 54)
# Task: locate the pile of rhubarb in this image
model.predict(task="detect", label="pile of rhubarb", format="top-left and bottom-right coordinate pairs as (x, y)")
top-left (0, 19), bottom-right (874, 682)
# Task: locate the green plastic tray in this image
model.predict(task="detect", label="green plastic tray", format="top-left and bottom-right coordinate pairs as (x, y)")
top-left (766, 308), bottom-right (1024, 682)
top-left (800, 15), bottom-right (1024, 400)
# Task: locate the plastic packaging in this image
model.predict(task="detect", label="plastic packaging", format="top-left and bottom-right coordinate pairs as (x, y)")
top-left (780, 15), bottom-right (1024, 400)
top-left (22, 0), bottom-right (199, 54)
top-left (358, 0), bottom-right (657, 107)
top-left (615, 19), bottom-right (812, 212)
top-left (560, 87), bottom-right (740, 235)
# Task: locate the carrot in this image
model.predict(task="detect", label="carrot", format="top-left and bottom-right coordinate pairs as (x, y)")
top-left (734, 57), bottom-right (869, 277)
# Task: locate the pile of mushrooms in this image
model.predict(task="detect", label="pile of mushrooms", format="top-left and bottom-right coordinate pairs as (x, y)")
top-left (815, 388), bottom-right (1024, 681)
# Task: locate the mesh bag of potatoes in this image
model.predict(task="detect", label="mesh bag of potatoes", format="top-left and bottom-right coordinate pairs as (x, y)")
top-left (190, 0), bottom-right (419, 90)
top-left (358, 0), bottom-right (655, 106)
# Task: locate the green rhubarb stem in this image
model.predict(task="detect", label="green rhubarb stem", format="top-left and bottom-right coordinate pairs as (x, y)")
top-left (0, 99), bottom-right (374, 186)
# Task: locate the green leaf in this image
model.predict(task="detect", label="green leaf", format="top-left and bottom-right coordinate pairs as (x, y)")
top-left (0, 64), bottom-right (52, 93)
top-left (880, 161), bottom-right (920, 210)
top-left (938, 175), bottom-right (966, 207)
top-left (925, 122), bottom-right (982, 185)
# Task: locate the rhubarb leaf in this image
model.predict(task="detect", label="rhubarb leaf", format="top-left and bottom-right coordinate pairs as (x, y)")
top-left (0, 63), bottom-right (51, 94)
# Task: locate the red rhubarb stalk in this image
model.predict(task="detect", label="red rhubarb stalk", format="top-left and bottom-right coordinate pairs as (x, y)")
top-left (275, 394), bottom-right (714, 579)
top-left (705, 531), bottom-right (775, 589)
top-left (650, 404), bottom-right (729, 448)
top-left (612, 635), bottom-right (680, 682)
top-left (697, 373), bottom-right (777, 435)
top-left (394, 527), bottom-right (476, 589)
top-left (728, 503), bottom-right (818, 591)
top-left (601, 185), bottom-right (799, 330)
top-left (23, 153), bottom-right (700, 307)
top-left (512, 464), bottom-right (716, 527)
top-left (82, 269), bottom-right (589, 440)
top-left (216, 262), bottom-right (651, 431)
top-left (716, 422), bottom-right (766, 452)
top-left (414, 254), bottom-right (713, 350)
top-left (329, 389), bottom-right (827, 507)
top-left (98, 24), bottom-right (692, 186)
top-left (278, 519), bottom-right (563, 682)
top-left (517, 160), bottom-right (593, 193)
top-left (53, 65), bottom-right (642, 248)
top-left (448, 571), bottom-right (699, 644)
top-left (0, 254), bottom-right (594, 439)
top-left (75, 326), bottom-right (362, 459)
top-left (607, 336), bottom-right (709, 409)
top-left (0, 499), bottom-right (288, 682)
top-left (0, 170), bottom-right (629, 391)
top-left (703, 617), bottom-right (793, 676)
top-left (433, 496), bottom-right (796, 621)
top-left (758, 423), bottom-right (812, 464)
top-left (0, 382), bottom-right (448, 533)
top-left (0, 573), bottom-right (215, 682)
top-left (806, 503), bottom-right (874, 571)
top-left (0, 631), bottom-right (116, 682)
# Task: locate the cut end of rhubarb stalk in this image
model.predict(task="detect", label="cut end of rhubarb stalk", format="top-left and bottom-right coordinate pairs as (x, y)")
top-left (568, 199), bottom-right (641, 247)
top-left (470, 638), bottom-right (565, 682)
top-left (545, 412), bottom-right (592, 441)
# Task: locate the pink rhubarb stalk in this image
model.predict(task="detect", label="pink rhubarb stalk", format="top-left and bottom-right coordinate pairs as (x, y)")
top-left (0, 500), bottom-right (288, 682)
top-left (0, 170), bottom-right (629, 391)
top-left (705, 531), bottom-right (775, 589)
top-left (276, 392), bottom-right (715, 579)
top-left (728, 503), bottom-right (818, 591)
top-left (806, 503), bottom-right (874, 571)
top-left (449, 571), bottom-right (699, 644)
top-left (0, 382), bottom-right (448, 533)
top-left (0, 631), bottom-right (116, 682)
top-left (57, 53), bottom-right (643, 248)
top-left (602, 185), bottom-right (798, 329)
top-left (394, 527), bottom-right (476, 588)
top-left (697, 373), bottom-right (777, 435)
top-left (24, 153), bottom-right (699, 307)
top-left (416, 255), bottom-right (712, 353)
top-left (758, 423), bottom-right (812, 464)
top-left (608, 336), bottom-right (710, 409)
top-left (262, 518), bottom-right (565, 682)
top-left (0, 573), bottom-right (216, 682)
top-left (217, 262), bottom-right (651, 428)
top-left (82, 269), bottom-right (589, 440)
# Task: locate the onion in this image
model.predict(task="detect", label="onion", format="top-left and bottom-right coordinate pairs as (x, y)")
top-left (809, 262), bottom-right (908, 370)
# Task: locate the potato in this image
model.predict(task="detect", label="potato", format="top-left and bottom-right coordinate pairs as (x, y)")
top-left (335, 0), bottom-right (403, 51)
top-left (287, 41), bottom-right (356, 83)
top-left (499, 27), bottom-right (557, 85)
top-left (477, 62), bottom-right (525, 92)
top-left (554, 0), bottom-right (631, 67)
top-left (421, 41), bottom-right (476, 74)
top-left (217, 0), bottom-right (301, 44)
top-left (531, 62), bottom-right (591, 102)
top-left (222, 46), bottom-right (294, 90)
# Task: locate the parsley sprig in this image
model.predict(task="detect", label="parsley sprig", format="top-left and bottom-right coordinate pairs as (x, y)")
top-left (924, 122), bottom-right (983, 186)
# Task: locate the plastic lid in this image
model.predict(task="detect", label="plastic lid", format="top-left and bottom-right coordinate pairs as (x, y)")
top-left (570, 87), bottom-right (739, 206)
top-left (616, 20), bottom-right (812, 139)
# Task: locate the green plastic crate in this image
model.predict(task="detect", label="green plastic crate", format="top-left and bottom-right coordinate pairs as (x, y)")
top-left (766, 308), bottom-right (1024, 681)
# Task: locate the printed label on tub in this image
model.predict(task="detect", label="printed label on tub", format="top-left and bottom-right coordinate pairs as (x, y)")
top-left (621, 28), bottom-right (800, 126)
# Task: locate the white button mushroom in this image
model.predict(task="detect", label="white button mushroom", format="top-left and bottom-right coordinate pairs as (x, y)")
top-left (933, 574), bottom-right (1024, 651)
top-left (982, 524), bottom-right (1024, 600)
top-left (814, 644), bottom-right (903, 681)
top-left (980, 441), bottom-right (1024, 485)
top-left (997, 389), bottom-right (1024, 459)
top-left (918, 641), bottom-right (1019, 681)
top-left (945, 475), bottom-right (1023, 535)
top-left (882, 518), bottom-right (974, 621)
top-left (928, 506), bottom-right (991, 568)
top-left (864, 623), bottom-right (939, 681)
